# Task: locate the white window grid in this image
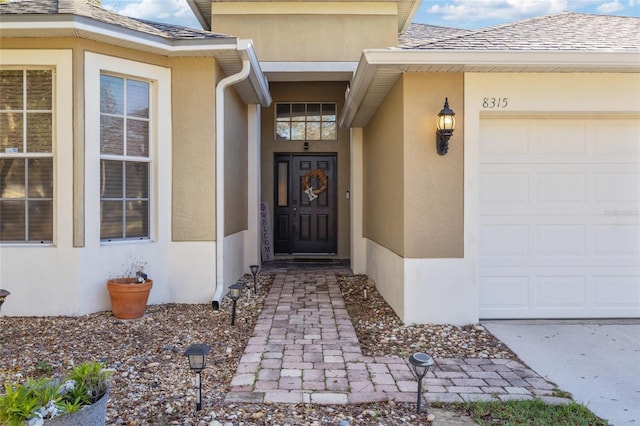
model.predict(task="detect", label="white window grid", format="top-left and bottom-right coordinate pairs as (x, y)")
top-left (0, 68), bottom-right (54, 244)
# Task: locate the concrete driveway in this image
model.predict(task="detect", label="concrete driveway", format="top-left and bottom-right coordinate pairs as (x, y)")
top-left (484, 320), bottom-right (640, 426)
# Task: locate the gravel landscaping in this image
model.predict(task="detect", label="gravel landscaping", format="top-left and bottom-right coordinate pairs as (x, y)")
top-left (1, 271), bottom-right (520, 425)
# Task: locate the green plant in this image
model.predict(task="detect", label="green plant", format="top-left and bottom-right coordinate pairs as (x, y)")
top-left (35, 361), bottom-right (53, 375)
top-left (463, 399), bottom-right (607, 426)
top-left (0, 362), bottom-right (113, 425)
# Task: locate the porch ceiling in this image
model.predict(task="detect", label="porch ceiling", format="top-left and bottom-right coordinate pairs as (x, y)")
top-left (341, 49), bottom-right (640, 128)
top-left (187, 0), bottom-right (419, 33)
top-left (261, 61), bottom-right (357, 82)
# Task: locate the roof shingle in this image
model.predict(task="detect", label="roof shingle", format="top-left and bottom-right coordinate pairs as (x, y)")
top-left (0, 0), bottom-right (232, 40)
top-left (398, 23), bottom-right (471, 49)
top-left (398, 12), bottom-right (640, 51)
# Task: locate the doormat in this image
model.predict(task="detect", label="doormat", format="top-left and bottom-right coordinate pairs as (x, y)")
top-left (292, 258), bottom-right (339, 263)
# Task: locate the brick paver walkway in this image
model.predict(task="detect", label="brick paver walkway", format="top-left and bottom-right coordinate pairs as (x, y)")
top-left (225, 263), bottom-right (571, 406)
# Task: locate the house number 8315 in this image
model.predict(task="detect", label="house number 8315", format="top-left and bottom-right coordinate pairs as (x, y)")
top-left (482, 98), bottom-right (508, 108)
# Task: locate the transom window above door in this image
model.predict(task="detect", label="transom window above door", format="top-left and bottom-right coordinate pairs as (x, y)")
top-left (275, 103), bottom-right (337, 141)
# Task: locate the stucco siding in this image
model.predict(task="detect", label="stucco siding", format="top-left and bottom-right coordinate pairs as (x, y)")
top-left (224, 83), bottom-right (249, 236)
top-left (210, 2), bottom-right (397, 62)
top-left (403, 73), bottom-right (464, 259)
top-left (362, 78), bottom-right (404, 256)
top-left (366, 239), bottom-right (405, 320)
top-left (171, 57), bottom-right (217, 241)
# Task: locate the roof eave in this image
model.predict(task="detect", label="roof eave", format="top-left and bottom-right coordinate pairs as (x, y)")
top-left (186, 0), bottom-right (211, 30)
top-left (186, 0), bottom-right (209, 31)
top-left (341, 49), bottom-right (640, 128)
top-left (0, 14), bottom-right (238, 54)
top-left (237, 39), bottom-right (272, 107)
top-left (0, 15), bottom-right (271, 106)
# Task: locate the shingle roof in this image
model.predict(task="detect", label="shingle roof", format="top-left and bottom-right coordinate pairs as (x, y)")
top-left (399, 12), bottom-right (640, 51)
top-left (0, 0), bottom-right (232, 40)
top-left (398, 23), bottom-right (471, 49)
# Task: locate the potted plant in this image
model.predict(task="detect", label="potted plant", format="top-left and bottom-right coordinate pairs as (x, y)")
top-left (106, 258), bottom-right (153, 319)
top-left (0, 362), bottom-right (113, 426)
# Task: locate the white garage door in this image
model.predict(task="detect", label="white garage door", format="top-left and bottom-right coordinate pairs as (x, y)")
top-left (479, 117), bottom-right (640, 319)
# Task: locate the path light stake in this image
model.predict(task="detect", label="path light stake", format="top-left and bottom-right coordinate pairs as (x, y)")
top-left (184, 344), bottom-right (211, 411)
top-left (249, 264), bottom-right (260, 295)
top-left (227, 282), bottom-right (243, 325)
top-left (0, 289), bottom-right (10, 313)
top-left (409, 352), bottom-right (434, 414)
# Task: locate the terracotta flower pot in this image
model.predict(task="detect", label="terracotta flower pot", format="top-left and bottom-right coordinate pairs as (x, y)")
top-left (107, 278), bottom-right (153, 319)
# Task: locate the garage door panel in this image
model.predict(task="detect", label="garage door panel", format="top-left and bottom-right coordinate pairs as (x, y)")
top-left (536, 276), bottom-right (586, 308)
top-left (480, 275), bottom-right (529, 308)
top-left (480, 117), bottom-right (640, 319)
top-left (536, 173), bottom-right (586, 203)
top-left (592, 122), bottom-right (640, 157)
top-left (481, 172), bottom-right (529, 204)
top-left (480, 224), bottom-right (529, 256)
top-left (480, 123), bottom-right (530, 155)
top-left (594, 275), bottom-right (640, 307)
top-left (536, 124), bottom-right (586, 155)
top-left (594, 173), bottom-right (640, 203)
top-left (593, 224), bottom-right (640, 256)
top-left (536, 225), bottom-right (586, 256)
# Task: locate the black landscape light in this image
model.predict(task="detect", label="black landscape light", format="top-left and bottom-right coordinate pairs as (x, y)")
top-left (184, 343), bottom-right (211, 411)
top-left (249, 264), bottom-right (260, 295)
top-left (409, 352), bottom-right (434, 413)
top-left (227, 282), bottom-right (243, 325)
top-left (0, 289), bottom-right (10, 313)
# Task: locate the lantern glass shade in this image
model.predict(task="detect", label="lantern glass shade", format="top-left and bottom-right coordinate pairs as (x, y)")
top-left (184, 344), bottom-right (211, 372)
top-left (409, 352), bottom-right (434, 379)
top-left (228, 282), bottom-right (243, 300)
top-left (437, 113), bottom-right (455, 132)
top-left (436, 98), bottom-right (456, 133)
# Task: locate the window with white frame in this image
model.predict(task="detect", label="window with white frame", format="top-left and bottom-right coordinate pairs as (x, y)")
top-left (0, 69), bottom-right (54, 243)
top-left (99, 73), bottom-right (150, 241)
top-left (275, 103), bottom-right (337, 141)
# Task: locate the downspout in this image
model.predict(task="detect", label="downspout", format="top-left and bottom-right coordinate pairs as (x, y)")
top-left (211, 56), bottom-right (251, 310)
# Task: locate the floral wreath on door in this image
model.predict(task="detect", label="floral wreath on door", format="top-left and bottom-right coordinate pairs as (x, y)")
top-left (301, 169), bottom-right (328, 201)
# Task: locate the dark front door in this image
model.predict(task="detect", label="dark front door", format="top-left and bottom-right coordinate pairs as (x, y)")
top-left (274, 154), bottom-right (337, 254)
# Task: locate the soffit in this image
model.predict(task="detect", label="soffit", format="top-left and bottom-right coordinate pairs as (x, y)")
top-left (189, 0), bottom-right (418, 32)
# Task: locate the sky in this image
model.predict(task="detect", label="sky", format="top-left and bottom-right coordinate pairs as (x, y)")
top-left (102, 0), bottom-right (640, 30)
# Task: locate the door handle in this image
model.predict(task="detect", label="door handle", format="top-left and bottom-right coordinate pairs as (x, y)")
top-left (292, 206), bottom-right (297, 222)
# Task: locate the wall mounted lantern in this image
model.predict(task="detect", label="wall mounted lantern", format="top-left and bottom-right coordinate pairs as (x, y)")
top-left (436, 98), bottom-right (456, 155)
top-left (409, 352), bottom-right (435, 414)
top-left (227, 282), bottom-right (243, 325)
top-left (184, 343), bottom-right (211, 411)
top-left (249, 265), bottom-right (260, 295)
top-left (0, 289), bottom-right (10, 313)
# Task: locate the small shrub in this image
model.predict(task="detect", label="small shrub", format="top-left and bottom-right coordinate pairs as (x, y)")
top-left (0, 362), bottom-right (113, 425)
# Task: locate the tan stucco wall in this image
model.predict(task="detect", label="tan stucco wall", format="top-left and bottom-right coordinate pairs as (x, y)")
top-left (362, 73), bottom-right (464, 259)
top-left (260, 81), bottom-right (351, 258)
top-left (210, 2), bottom-right (397, 61)
top-left (170, 57), bottom-right (217, 241)
top-left (362, 77), bottom-right (405, 256)
top-left (403, 73), bottom-right (464, 258)
top-left (224, 79), bottom-right (249, 236)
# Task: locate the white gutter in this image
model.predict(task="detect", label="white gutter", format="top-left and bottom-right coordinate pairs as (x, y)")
top-left (0, 17), bottom-right (238, 56)
top-left (211, 41), bottom-right (252, 308)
